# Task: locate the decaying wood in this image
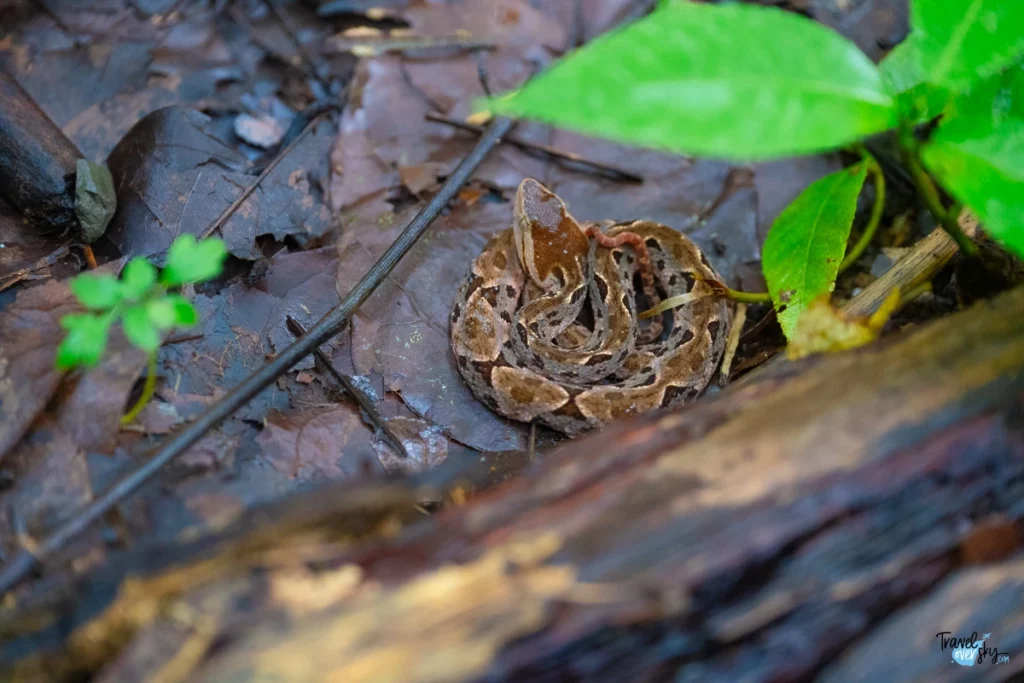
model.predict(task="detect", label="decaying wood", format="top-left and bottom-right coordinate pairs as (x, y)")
top-left (0, 71), bottom-right (81, 237)
top-left (3, 285), bottom-right (1024, 682)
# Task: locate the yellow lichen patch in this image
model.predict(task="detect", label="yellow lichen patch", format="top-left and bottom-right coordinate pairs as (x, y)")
top-left (196, 533), bottom-right (574, 683)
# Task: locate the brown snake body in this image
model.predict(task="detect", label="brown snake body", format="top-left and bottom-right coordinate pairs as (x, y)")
top-left (450, 179), bottom-right (732, 436)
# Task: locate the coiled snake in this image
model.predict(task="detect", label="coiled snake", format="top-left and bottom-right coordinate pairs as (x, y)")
top-left (450, 179), bottom-right (731, 436)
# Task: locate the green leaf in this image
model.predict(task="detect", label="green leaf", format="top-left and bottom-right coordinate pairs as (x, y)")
top-left (69, 272), bottom-right (122, 310)
top-left (763, 162), bottom-right (869, 339)
top-left (121, 258), bottom-right (157, 300)
top-left (880, 39), bottom-right (952, 122)
top-left (160, 235), bottom-right (228, 287)
top-left (122, 305), bottom-right (162, 352)
top-left (883, 0), bottom-right (1024, 97)
top-left (146, 294), bottom-right (198, 329)
top-left (167, 295), bottom-right (198, 326)
top-left (922, 66), bottom-right (1024, 258)
top-left (483, 2), bottom-right (896, 160)
top-left (56, 313), bottom-right (111, 369)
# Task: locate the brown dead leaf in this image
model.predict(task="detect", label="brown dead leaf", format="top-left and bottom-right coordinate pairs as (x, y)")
top-left (0, 196), bottom-right (80, 291)
top-left (0, 279), bottom-right (79, 460)
top-left (329, 0), bottom-right (568, 213)
top-left (160, 246), bottom-right (341, 421)
top-left (373, 417), bottom-right (448, 475)
top-left (336, 201), bottom-right (533, 452)
top-left (258, 404), bottom-right (381, 481)
top-left (105, 105), bottom-right (336, 263)
top-left (0, 306), bottom-right (147, 565)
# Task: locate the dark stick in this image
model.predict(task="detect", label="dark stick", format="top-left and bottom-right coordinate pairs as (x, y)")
top-left (425, 112), bottom-right (643, 183)
top-left (264, 0), bottom-right (327, 84)
top-left (0, 117), bottom-right (514, 596)
top-left (0, 70), bottom-right (81, 236)
top-left (285, 316), bottom-right (409, 459)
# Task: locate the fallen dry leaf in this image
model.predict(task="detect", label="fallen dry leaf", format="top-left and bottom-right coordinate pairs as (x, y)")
top-left (786, 289), bottom-right (901, 360)
top-left (0, 279), bottom-right (81, 460)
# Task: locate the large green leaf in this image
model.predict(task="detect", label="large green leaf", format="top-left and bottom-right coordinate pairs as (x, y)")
top-left (763, 162), bottom-right (869, 339)
top-left (882, 0), bottom-right (1024, 98)
top-left (880, 38), bottom-right (952, 122)
top-left (484, 2), bottom-right (896, 161)
top-left (922, 66), bottom-right (1024, 258)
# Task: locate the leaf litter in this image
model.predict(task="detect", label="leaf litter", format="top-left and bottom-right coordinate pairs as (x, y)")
top-left (0, 0), bottom-right (910, 581)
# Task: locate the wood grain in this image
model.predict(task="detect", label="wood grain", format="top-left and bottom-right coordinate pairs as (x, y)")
top-left (4, 285), bottom-right (1024, 682)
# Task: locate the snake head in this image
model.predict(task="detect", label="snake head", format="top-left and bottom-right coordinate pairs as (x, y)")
top-left (512, 178), bottom-right (590, 290)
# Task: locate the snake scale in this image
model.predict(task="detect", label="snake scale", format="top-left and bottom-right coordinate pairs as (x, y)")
top-left (450, 179), bottom-right (732, 436)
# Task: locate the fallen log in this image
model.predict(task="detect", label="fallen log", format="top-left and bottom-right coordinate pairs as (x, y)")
top-left (3, 285), bottom-right (1024, 682)
top-left (0, 71), bottom-right (114, 243)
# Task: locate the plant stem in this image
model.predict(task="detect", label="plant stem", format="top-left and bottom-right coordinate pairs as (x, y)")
top-left (719, 149), bottom-right (884, 307)
top-left (899, 129), bottom-right (978, 257)
top-left (839, 151), bottom-right (885, 273)
top-left (721, 287), bottom-right (772, 305)
top-left (120, 352), bottom-right (158, 425)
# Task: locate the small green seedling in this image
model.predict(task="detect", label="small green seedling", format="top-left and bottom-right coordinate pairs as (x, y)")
top-left (57, 235), bottom-right (227, 420)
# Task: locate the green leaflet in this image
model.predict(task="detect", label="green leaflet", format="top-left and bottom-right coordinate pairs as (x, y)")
top-left (56, 314), bottom-right (111, 369)
top-left (160, 235), bottom-right (228, 287)
top-left (922, 66), bottom-right (1024, 258)
top-left (485, 2), bottom-right (895, 160)
top-left (763, 162), bottom-right (869, 339)
top-left (122, 305), bottom-right (162, 353)
top-left (121, 258), bottom-right (158, 300)
top-left (69, 273), bottom-right (122, 310)
top-left (882, 0), bottom-right (1024, 99)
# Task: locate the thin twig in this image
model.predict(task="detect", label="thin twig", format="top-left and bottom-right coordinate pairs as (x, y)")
top-left (474, 51), bottom-right (494, 98)
top-left (265, 0), bottom-right (326, 83)
top-left (200, 104), bottom-right (338, 240)
top-left (570, 0), bottom-right (586, 48)
top-left (842, 209), bottom-right (975, 318)
top-left (82, 244), bottom-right (98, 269)
top-left (719, 302), bottom-right (747, 386)
top-left (0, 117), bottom-right (515, 596)
top-left (426, 112), bottom-right (643, 183)
top-left (528, 422), bottom-right (537, 463)
top-left (285, 316), bottom-right (409, 459)
top-left (328, 32), bottom-right (496, 57)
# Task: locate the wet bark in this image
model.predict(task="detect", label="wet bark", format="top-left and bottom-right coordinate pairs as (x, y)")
top-left (3, 285), bottom-right (1024, 682)
top-left (0, 71), bottom-right (82, 238)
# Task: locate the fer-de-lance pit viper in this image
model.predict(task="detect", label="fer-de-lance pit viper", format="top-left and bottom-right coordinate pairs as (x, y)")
top-left (450, 179), bottom-right (732, 437)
